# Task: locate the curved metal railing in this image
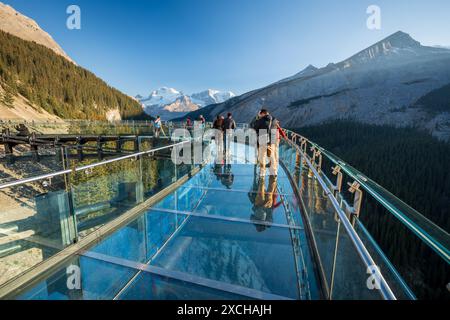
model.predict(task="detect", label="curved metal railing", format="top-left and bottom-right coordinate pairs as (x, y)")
top-left (283, 129), bottom-right (450, 264)
top-left (281, 128), bottom-right (449, 300)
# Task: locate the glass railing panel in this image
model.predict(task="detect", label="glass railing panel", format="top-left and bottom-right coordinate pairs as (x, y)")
top-left (0, 147), bottom-right (66, 185)
top-left (279, 143), bottom-right (297, 173)
top-left (310, 143), bottom-right (450, 265)
top-left (330, 224), bottom-right (382, 300)
top-left (278, 139), bottom-right (397, 299)
top-left (283, 131), bottom-right (450, 300)
top-left (70, 156), bottom-right (143, 238)
top-left (81, 162), bottom-right (213, 263)
top-left (356, 199), bottom-right (450, 300)
top-left (354, 220), bottom-right (416, 300)
top-left (295, 164), bottom-right (340, 297)
top-left (0, 137), bottom-right (198, 291)
top-left (141, 155), bottom-right (177, 199)
top-left (68, 144), bottom-right (184, 239)
top-left (0, 175), bottom-right (75, 287)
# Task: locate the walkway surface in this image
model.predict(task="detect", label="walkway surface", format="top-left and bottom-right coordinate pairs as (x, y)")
top-left (17, 143), bottom-right (319, 300)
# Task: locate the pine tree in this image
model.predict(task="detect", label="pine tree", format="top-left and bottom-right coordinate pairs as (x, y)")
top-left (0, 29), bottom-right (151, 120)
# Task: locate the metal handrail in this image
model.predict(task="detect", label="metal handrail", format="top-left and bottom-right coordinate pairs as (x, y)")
top-left (284, 137), bottom-right (397, 300)
top-left (0, 140), bottom-right (189, 190)
top-left (283, 129), bottom-right (450, 264)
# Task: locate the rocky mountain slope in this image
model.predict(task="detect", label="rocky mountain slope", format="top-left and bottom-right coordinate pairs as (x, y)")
top-left (0, 2), bottom-right (74, 64)
top-left (0, 4), bottom-right (149, 121)
top-left (182, 31), bottom-right (450, 140)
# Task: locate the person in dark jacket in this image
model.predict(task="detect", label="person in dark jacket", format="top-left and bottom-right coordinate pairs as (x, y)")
top-left (212, 115), bottom-right (225, 160)
top-left (252, 109), bottom-right (278, 176)
top-left (212, 115), bottom-right (224, 130)
top-left (223, 113), bottom-right (236, 159)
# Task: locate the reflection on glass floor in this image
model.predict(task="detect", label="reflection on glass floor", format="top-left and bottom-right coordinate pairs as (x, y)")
top-left (17, 143), bottom-right (320, 300)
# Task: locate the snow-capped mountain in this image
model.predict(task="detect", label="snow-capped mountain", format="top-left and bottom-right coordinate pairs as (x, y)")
top-left (137, 87), bottom-right (235, 120)
top-left (182, 31), bottom-right (450, 140)
top-left (191, 89), bottom-right (236, 107)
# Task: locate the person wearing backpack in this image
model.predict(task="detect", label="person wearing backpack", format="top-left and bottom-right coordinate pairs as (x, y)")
top-left (250, 112), bottom-right (261, 160)
top-left (253, 109), bottom-right (278, 176)
top-left (223, 113), bottom-right (236, 159)
top-left (212, 115), bottom-right (225, 161)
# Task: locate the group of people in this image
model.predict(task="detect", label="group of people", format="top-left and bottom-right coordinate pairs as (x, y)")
top-left (155, 107), bottom-right (286, 178)
top-left (212, 113), bottom-right (237, 161)
top-left (191, 108), bottom-right (286, 176)
top-left (156, 107), bottom-right (286, 232)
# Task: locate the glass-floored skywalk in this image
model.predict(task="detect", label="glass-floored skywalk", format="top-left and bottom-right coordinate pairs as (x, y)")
top-left (15, 143), bottom-right (319, 300)
top-left (1, 131), bottom-right (448, 300)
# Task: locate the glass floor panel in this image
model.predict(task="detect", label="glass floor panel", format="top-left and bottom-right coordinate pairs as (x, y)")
top-left (186, 190), bottom-right (291, 225)
top-left (15, 142), bottom-right (320, 300)
top-left (17, 254), bottom-right (258, 300)
top-left (194, 174), bottom-right (292, 194)
top-left (118, 271), bottom-right (252, 300)
top-left (205, 163), bottom-right (289, 178)
top-left (147, 215), bottom-right (307, 299)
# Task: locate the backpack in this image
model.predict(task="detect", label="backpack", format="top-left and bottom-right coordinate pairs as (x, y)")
top-left (223, 117), bottom-right (236, 130)
top-left (254, 115), bottom-right (272, 133)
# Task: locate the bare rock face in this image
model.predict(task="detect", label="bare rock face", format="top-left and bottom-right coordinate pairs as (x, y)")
top-left (106, 108), bottom-right (122, 122)
top-left (0, 2), bottom-right (75, 64)
top-left (163, 96), bottom-right (200, 113)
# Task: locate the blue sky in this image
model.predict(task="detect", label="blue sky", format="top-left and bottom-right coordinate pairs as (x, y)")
top-left (3, 0), bottom-right (450, 96)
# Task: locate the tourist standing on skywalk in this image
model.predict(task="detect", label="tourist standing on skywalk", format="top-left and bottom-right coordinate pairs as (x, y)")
top-left (252, 109), bottom-right (286, 176)
top-left (223, 113), bottom-right (236, 160)
top-left (212, 115), bottom-right (225, 161)
top-left (198, 115), bottom-right (206, 129)
top-left (154, 116), bottom-right (162, 138)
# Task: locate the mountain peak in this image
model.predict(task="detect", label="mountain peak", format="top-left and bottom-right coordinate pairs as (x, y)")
top-left (150, 87), bottom-right (180, 97)
top-left (299, 64), bottom-right (318, 74)
top-left (343, 31), bottom-right (425, 66)
top-left (381, 31), bottom-right (421, 48)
